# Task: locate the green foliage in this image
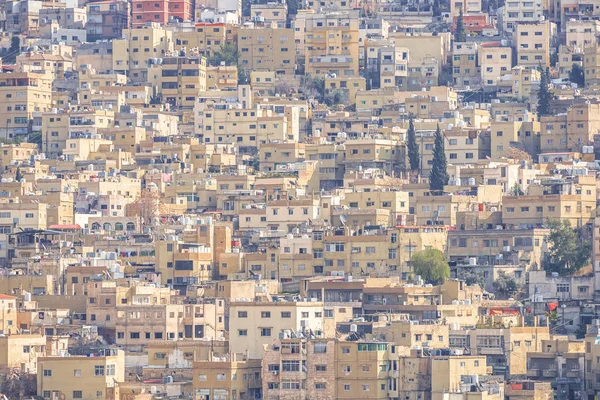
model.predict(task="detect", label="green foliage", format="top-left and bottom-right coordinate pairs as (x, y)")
top-left (410, 249), bottom-right (450, 285)
top-left (300, 75), bottom-right (326, 102)
top-left (286, 0), bottom-right (299, 14)
top-left (493, 271), bottom-right (518, 297)
top-left (537, 67), bottom-right (553, 119)
top-left (429, 124), bottom-right (449, 191)
top-left (208, 44), bottom-right (238, 67)
top-left (15, 167), bottom-right (23, 182)
top-left (455, 8), bottom-right (466, 43)
top-left (458, 268), bottom-right (486, 288)
top-left (407, 115), bottom-right (420, 173)
top-left (510, 183), bottom-right (524, 196)
top-left (569, 63), bottom-right (585, 87)
top-left (432, 0), bottom-right (441, 17)
top-left (544, 219), bottom-right (591, 275)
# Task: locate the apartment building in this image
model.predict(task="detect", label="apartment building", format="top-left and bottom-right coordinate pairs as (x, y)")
top-left (452, 42), bottom-right (479, 88)
top-left (502, 176), bottom-right (596, 228)
top-left (479, 44), bottom-right (512, 88)
top-left (131, 0), bottom-right (193, 28)
top-left (500, 0), bottom-right (544, 33)
top-left (238, 25), bottom-right (295, 76)
top-left (514, 21), bottom-right (552, 68)
top-left (539, 102), bottom-right (600, 152)
top-left (304, 11), bottom-right (360, 78)
top-left (41, 108), bottom-right (115, 158)
top-left (155, 238), bottom-right (215, 289)
top-left (148, 55), bottom-right (208, 108)
top-left (173, 21), bottom-right (237, 54)
top-left (0, 71), bottom-right (53, 140)
top-left (450, 325), bottom-right (550, 376)
top-left (229, 301), bottom-right (325, 358)
top-left (0, 334), bottom-right (47, 373)
top-left (194, 353), bottom-right (262, 400)
top-left (196, 104), bottom-right (289, 150)
top-left (112, 24), bottom-right (174, 82)
top-left (251, 3), bottom-right (287, 28)
top-left (526, 336), bottom-right (585, 398)
top-left (36, 349), bottom-right (124, 400)
top-left (86, 0), bottom-right (130, 42)
top-left (584, 44), bottom-right (600, 85)
top-left (490, 118), bottom-right (541, 159)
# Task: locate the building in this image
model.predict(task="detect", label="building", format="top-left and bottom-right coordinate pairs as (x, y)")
top-left (304, 11), bottom-right (360, 78)
top-left (514, 21), bottom-right (553, 68)
top-left (36, 349), bottom-right (125, 400)
top-left (238, 25), bottom-right (295, 76)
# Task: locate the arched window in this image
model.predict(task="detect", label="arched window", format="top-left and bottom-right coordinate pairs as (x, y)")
top-left (126, 222), bottom-right (136, 231)
top-left (103, 222), bottom-right (112, 231)
top-left (115, 222), bottom-right (124, 231)
top-left (91, 222), bottom-right (101, 230)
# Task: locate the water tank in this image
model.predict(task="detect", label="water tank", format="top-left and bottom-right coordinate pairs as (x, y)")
top-left (350, 324), bottom-right (358, 332)
top-left (24, 292), bottom-right (31, 302)
top-left (468, 257), bottom-right (477, 266)
top-left (467, 177), bottom-right (476, 186)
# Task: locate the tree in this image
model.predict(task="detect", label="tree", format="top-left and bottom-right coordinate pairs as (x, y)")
top-left (493, 271), bottom-right (518, 298)
top-left (544, 219), bottom-right (591, 275)
top-left (15, 167), bottom-right (23, 182)
top-left (410, 249), bottom-right (450, 285)
top-left (127, 188), bottom-right (161, 231)
top-left (286, 0), bottom-right (299, 14)
top-left (429, 124), bottom-right (449, 191)
top-left (458, 268), bottom-right (486, 288)
top-left (537, 67), bottom-right (553, 119)
top-left (510, 182), bottom-right (524, 196)
top-left (208, 44), bottom-right (238, 67)
top-left (455, 8), bottom-right (466, 43)
top-left (432, 0), bottom-right (441, 17)
top-left (569, 63), bottom-right (585, 87)
top-left (407, 115), bottom-right (420, 174)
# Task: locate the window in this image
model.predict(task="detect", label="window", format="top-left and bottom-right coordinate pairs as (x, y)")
top-left (73, 391), bottom-right (83, 399)
top-left (43, 370), bottom-right (52, 377)
top-left (198, 374), bottom-right (207, 381)
top-left (106, 365), bottom-right (115, 376)
top-left (557, 284), bottom-right (569, 293)
top-left (281, 311), bottom-right (291, 318)
top-left (314, 342), bottom-right (327, 353)
top-left (74, 369), bottom-right (82, 377)
top-left (239, 329), bottom-right (248, 336)
top-left (282, 360), bottom-right (300, 372)
top-left (316, 365), bottom-right (327, 372)
top-left (261, 328), bottom-right (272, 337)
top-left (315, 382), bottom-right (326, 390)
top-left (261, 311), bottom-right (271, 318)
top-left (344, 385), bottom-right (351, 391)
top-left (94, 366), bottom-right (104, 376)
top-left (238, 311), bottom-right (248, 318)
top-left (217, 373), bottom-right (226, 381)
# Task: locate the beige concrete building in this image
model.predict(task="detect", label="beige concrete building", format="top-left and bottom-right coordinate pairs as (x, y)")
top-left (238, 25), bottom-right (295, 76)
top-left (514, 21), bottom-right (552, 67)
top-left (229, 301), bottom-right (325, 358)
top-left (304, 11), bottom-right (360, 78)
top-left (37, 349), bottom-right (125, 400)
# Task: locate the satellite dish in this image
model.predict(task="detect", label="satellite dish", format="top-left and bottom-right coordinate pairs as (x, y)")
top-left (340, 214), bottom-right (348, 226)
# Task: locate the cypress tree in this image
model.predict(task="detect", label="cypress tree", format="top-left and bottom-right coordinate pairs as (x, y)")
top-left (537, 67), bottom-right (553, 119)
top-left (15, 166), bottom-right (23, 182)
top-left (455, 8), bottom-right (466, 42)
top-left (429, 124), bottom-right (449, 191)
top-left (432, 0), bottom-right (441, 17)
top-left (407, 115), bottom-right (420, 173)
